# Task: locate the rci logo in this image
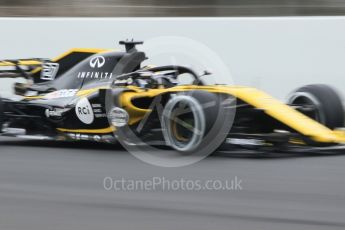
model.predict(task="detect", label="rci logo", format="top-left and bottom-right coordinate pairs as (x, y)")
top-left (78, 105), bottom-right (91, 115)
top-left (75, 98), bottom-right (94, 124)
top-left (90, 56), bottom-right (105, 68)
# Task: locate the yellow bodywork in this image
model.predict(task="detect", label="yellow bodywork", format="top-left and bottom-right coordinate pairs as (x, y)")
top-left (119, 85), bottom-right (345, 144)
top-left (56, 127), bottom-right (115, 134)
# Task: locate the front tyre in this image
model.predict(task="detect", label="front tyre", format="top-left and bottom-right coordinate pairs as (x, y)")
top-left (288, 84), bottom-right (344, 129)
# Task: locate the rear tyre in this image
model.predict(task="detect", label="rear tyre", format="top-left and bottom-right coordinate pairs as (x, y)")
top-left (287, 84), bottom-right (344, 129)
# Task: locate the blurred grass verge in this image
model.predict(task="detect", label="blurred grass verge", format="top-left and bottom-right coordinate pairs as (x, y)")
top-left (1, 0), bottom-right (345, 17)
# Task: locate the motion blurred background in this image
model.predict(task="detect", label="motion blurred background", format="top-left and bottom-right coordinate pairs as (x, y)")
top-left (1, 0), bottom-right (345, 16)
top-left (1, 2), bottom-right (345, 230)
top-left (2, 17), bottom-right (345, 100)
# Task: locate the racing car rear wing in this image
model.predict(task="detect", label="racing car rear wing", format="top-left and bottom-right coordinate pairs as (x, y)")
top-left (0, 48), bottom-right (112, 83)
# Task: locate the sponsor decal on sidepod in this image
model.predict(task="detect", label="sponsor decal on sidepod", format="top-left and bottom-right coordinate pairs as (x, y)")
top-left (75, 97), bottom-right (94, 124)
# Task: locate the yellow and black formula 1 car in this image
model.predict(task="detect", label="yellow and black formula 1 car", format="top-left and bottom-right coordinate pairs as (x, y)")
top-left (1, 40), bottom-right (345, 154)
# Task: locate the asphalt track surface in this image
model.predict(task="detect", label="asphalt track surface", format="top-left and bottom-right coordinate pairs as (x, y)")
top-left (1, 137), bottom-right (345, 230)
